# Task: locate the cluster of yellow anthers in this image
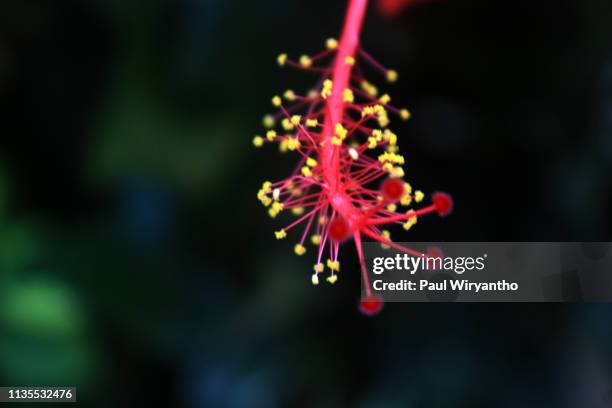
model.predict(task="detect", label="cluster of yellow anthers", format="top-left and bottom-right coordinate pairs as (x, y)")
top-left (254, 37), bottom-right (432, 287)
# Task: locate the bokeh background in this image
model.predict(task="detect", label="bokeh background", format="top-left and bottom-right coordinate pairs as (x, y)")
top-left (1, 0), bottom-right (612, 406)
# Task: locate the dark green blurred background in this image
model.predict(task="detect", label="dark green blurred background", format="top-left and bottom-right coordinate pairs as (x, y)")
top-left (1, 0), bottom-right (612, 406)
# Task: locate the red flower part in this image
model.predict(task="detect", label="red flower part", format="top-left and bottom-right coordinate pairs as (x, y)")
top-left (381, 178), bottom-right (405, 202)
top-left (359, 294), bottom-right (384, 316)
top-left (425, 246), bottom-right (444, 270)
top-left (432, 191), bottom-right (454, 217)
top-left (377, 0), bottom-right (431, 18)
top-left (328, 217), bottom-right (351, 242)
top-left (426, 245), bottom-right (444, 259)
top-left (254, 0), bottom-right (453, 312)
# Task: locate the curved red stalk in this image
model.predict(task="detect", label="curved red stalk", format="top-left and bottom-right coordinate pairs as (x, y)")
top-left (322, 0), bottom-right (372, 295)
top-left (322, 0), bottom-right (368, 192)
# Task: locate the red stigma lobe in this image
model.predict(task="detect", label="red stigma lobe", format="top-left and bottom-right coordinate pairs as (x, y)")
top-left (381, 178), bottom-right (405, 202)
top-left (359, 294), bottom-right (384, 315)
top-left (328, 217), bottom-right (351, 242)
top-left (377, 0), bottom-right (433, 18)
top-left (432, 192), bottom-right (453, 217)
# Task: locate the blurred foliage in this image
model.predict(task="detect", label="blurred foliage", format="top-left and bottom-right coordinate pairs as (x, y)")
top-left (0, 278), bottom-right (100, 386)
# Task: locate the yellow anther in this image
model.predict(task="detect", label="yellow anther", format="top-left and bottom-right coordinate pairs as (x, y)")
top-left (262, 114), bottom-right (275, 128)
top-left (335, 123), bottom-right (348, 140)
top-left (343, 88), bottom-right (354, 103)
top-left (348, 147), bottom-right (359, 160)
top-left (278, 139), bottom-right (288, 153)
top-left (284, 89), bottom-right (296, 101)
top-left (400, 109), bottom-right (411, 120)
top-left (402, 220), bottom-right (414, 231)
top-left (306, 118), bottom-right (318, 128)
top-left (290, 115), bottom-right (301, 126)
top-left (378, 152), bottom-right (404, 165)
top-left (345, 56), bottom-right (355, 66)
top-left (404, 182), bottom-right (412, 194)
top-left (306, 157), bottom-right (318, 167)
top-left (326, 259), bottom-right (340, 271)
top-left (268, 201), bottom-right (284, 218)
top-left (257, 187), bottom-right (272, 206)
top-left (387, 203), bottom-right (397, 212)
top-left (372, 129), bottom-right (383, 141)
top-left (360, 80), bottom-right (378, 97)
top-left (294, 243), bottom-right (306, 256)
top-left (379, 94), bottom-right (391, 105)
top-left (314, 263), bottom-right (324, 273)
top-left (408, 210), bottom-right (418, 222)
top-left (287, 138), bottom-right (300, 151)
top-left (291, 207), bottom-right (304, 216)
top-left (384, 129), bottom-right (398, 146)
top-left (326, 274), bottom-right (338, 284)
top-left (326, 38), bottom-right (338, 50)
top-left (415, 190), bottom-right (424, 203)
top-left (311, 274), bottom-right (320, 285)
top-left (262, 181), bottom-right (272, 191)
top-left (277, 53), bottom-right (287, 66)
top-left (319, 216), bottom-right (328, 225)
top-left (378, 111), bottom-right (390, 128)
top-left (259, 195), bottom-right (272, 207)
top-left (281, 118), bottom-right (294, 131)
top-left (400, 194), bottom-right (412, 206)
top-left (266, 130), bottom-right (277, 141)
top-left (301, 166), bottom-right (312, 177)
top-left (390, 166), bottom-right (404, 178)
top-left (368, 137), bottom-right (377, 149)
top-left (252, 136), bottom-right (264, 147)
top-left (402, 210), bottom-right (418, 230)
top-left (363, 105), bottom-right (387, 127)
top-left (310, 234), bottom-right (321, 245)
top-left (386, 145), bottom-right (399, 153)
top-left (381, 229), bottom-right (391, 249)
top-left (275, 229), bottom-right (287, 239)
top-left (272, 95), bottom-right (282, 107)
top-left (362, 105), bottom-right (375, 117)
top-left (321, 79), bottom-right (333, 99)
top-left (331, 137), bottom-right (342, 146)
top-left (386, 69), bottom-right (398, 83)
top-left (299, 54), bottom-right (312, 68)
